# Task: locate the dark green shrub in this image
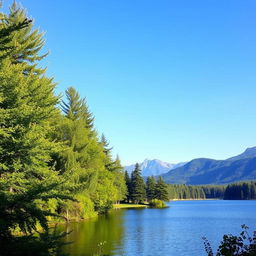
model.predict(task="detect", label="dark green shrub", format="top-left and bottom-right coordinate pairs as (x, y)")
top-left (203, 225), bottom-right (256, 256)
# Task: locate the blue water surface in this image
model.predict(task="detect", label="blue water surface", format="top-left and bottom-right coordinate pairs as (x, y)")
top-left (62, 200), bottom-right (256, 256)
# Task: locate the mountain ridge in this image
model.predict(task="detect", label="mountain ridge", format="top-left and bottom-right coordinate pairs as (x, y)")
top-left (125, 147), bottom-right (256, 184)
top-left (162, 147), bottom-right (256, 185)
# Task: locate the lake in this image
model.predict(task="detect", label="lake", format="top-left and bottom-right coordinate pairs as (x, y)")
top-left (60, 200), bottom-right (256, 256)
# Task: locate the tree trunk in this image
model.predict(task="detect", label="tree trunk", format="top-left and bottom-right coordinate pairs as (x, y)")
top-left (66, 209), bottom-right (69, 222)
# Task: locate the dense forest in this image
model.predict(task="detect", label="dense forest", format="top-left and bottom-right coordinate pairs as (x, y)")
top-left (0, 3), bottom-right (128, 255)
top-left (223, 181), bottom-right (256, 200)
top-left (124, 164), bottom-right (169, 205)
top-left (201, 185), bottom-right (226, 199)
top-left (167, 181), bottom-right (256, 200)
top-left (167, 184), bottom-right (205, 199)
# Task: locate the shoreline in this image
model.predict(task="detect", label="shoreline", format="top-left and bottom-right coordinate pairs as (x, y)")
top-left (113, 203), bottom-right (148, 209)
top-left (170, 198), bottom-right (220, 201)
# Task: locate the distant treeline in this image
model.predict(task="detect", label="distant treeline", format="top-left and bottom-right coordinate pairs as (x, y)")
top-left (224, 181), bottom-right (256, 200)
top-left (167, 181), bottom-right (256, 200)
top-left (167, 184), bottom-right (205, 199)
top-left (201, 185), bottom-right (226, 199)
top-left (125, 165), bottom-right (169, 204)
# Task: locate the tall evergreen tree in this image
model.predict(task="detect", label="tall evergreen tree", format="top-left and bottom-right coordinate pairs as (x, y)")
top-left (0, 10), bottom-right (31, 61)
top-left (0, 4), bottom-right (72, 237)
top-left (61, 87), bottom-right (94, 129)
top-left (155, 177), bottom-right (169, 201)
top-left (112, 156), bottom-right (127, 203)
top-left (1, 2), bottom-right (47, 74)
top-left (130, 163), bottom-right (146, 204)
top-left (100, 133), bottom-right (116, 171)
top-left (146, 176), bottom-right (157, 201)
top-left (125, 171), bottom-right (132, 202)
top-left (54, 87), bottom-right (106, 218)
top-left (100, 134), bottom-right (113, 156)
top-left (56, 87), bottom-right (127, 216)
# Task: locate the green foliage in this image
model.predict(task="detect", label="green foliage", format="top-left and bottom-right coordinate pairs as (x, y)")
top-left (130, 163), bottom-right (146, 204)
top-left (124, 171), bottom-right (132, 202)
top-left (203, 225), bottom-right (256, 256)
top-left (101, 134), bottom-right (113, 158)
top-left (155, 177), bottom-right (169, 201)
top-left (93, 241), bottom-right (107, 256)
top-left (167, 184), bottom-right (206, 200)
top-left (0, 2), bottom-right (47, 74)
top-left (201, 185), bottom-right (226, 199)
top-left (53, 87), bottom-right (127, 217)
top-left (167, 182), bottom-right (256, 200)
top-left (224, 181), bottom-right (256, 200)
top-left (100, 134), bottom-right (116, 172)
top-left (0, 13), bottom-right (32, 60)
top-left (0, 181), bottom-right (73, 239)
top-left (0, 226), bottom-right (69, 256)
top-left (149, 199), bottom-right (167, 208)
top-left (63, 194), bottom-right (96, 220)
top-left (126, 173), bottom-right (169, 203)
top-left (146, 176), bottom-right (157, 201)
top-left (92, 171), bottom-right (117, 214)
top-left (61, 87), bottom-right (94, 129)
top-left (0, 60), bottom-right (60, 178)
top-left (112, 157), bottom-right (127, 203)
top-left (0, 4), bottom-right (128, 255)
top-left (0, 2), bottom-right (72, 239)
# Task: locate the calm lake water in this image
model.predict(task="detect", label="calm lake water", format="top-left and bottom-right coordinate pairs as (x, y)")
top-left (60, 200), bottom-right (256, 256)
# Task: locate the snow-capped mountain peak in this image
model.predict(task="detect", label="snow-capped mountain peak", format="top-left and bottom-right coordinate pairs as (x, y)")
top-left (124, 159), bottom-right (187, 177)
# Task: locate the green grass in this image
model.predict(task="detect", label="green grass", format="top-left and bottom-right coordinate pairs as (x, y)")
top-left (113, 203), bottom-right (148, 209)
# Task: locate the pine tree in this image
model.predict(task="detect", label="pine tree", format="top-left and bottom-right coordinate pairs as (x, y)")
top-left (100, 134), bottom-right (113, 156)
top-left (130, 163), bottom-right (146, 204)
top-left (112, 156), bottom-right (127, 203)
top-left (0, 10), bottom-right (32, 61)
top-left (101, 134), bottom-right (113, 158)
top-left (1, 2), bottom-right (47, 74)
top-left (125, 171), bottom-right (132, 202)
top-left (56, 87), bottom-right (127, 217)
top-left (61, 87), bottom-right (94, 129)
top-left (100, 133), bottom-right (116, 171)
top-left (58, 87), bottom-right (102, 173)
top-left (0, 4), bottom-right (72, 237)
top-left (55, 87), bottom-right (106, 219)
top-left (146, 176), bottom-right (156, 201)
top-left (155, 177), bottom-right (169, 201)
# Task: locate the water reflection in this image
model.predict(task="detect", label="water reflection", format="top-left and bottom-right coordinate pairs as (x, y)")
top-left (60, 201), bottom-right (256, 256)
top-left (60, 209), bottom-right (125, 256)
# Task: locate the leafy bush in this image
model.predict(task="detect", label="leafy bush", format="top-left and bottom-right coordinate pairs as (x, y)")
top-left (149, 199), bottom-right (167, 208)
top-left (0, 227), bottom-right (69, 256)
top-left (203, 225), bottom-right (256, 256)
top-left (70, 194), bottom-right (97, 220)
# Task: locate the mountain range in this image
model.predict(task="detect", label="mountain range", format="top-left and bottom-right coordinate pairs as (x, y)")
top-left (162, 147), bottom-right (256, 185)
top-left (125, 147), bottom-right (256, 185)
top-left (124, 159), bottom-right (187, 176)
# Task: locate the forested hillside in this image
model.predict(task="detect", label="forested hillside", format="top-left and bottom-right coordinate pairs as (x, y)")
top-left (0, 3), bottom-right (126, 255)
top-left (167, 181), bottom-right (256, 200)
top-left (162, 148), bottom-right (256, 185)
top-left (224, 181), bottom-right (256, 200)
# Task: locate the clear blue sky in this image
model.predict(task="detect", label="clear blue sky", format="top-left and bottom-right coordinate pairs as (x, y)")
top-left (3, 0), bottom-right (256, 165)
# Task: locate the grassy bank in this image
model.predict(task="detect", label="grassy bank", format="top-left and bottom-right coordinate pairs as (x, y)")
top-left (113, 204), bottom-right (148, 209)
